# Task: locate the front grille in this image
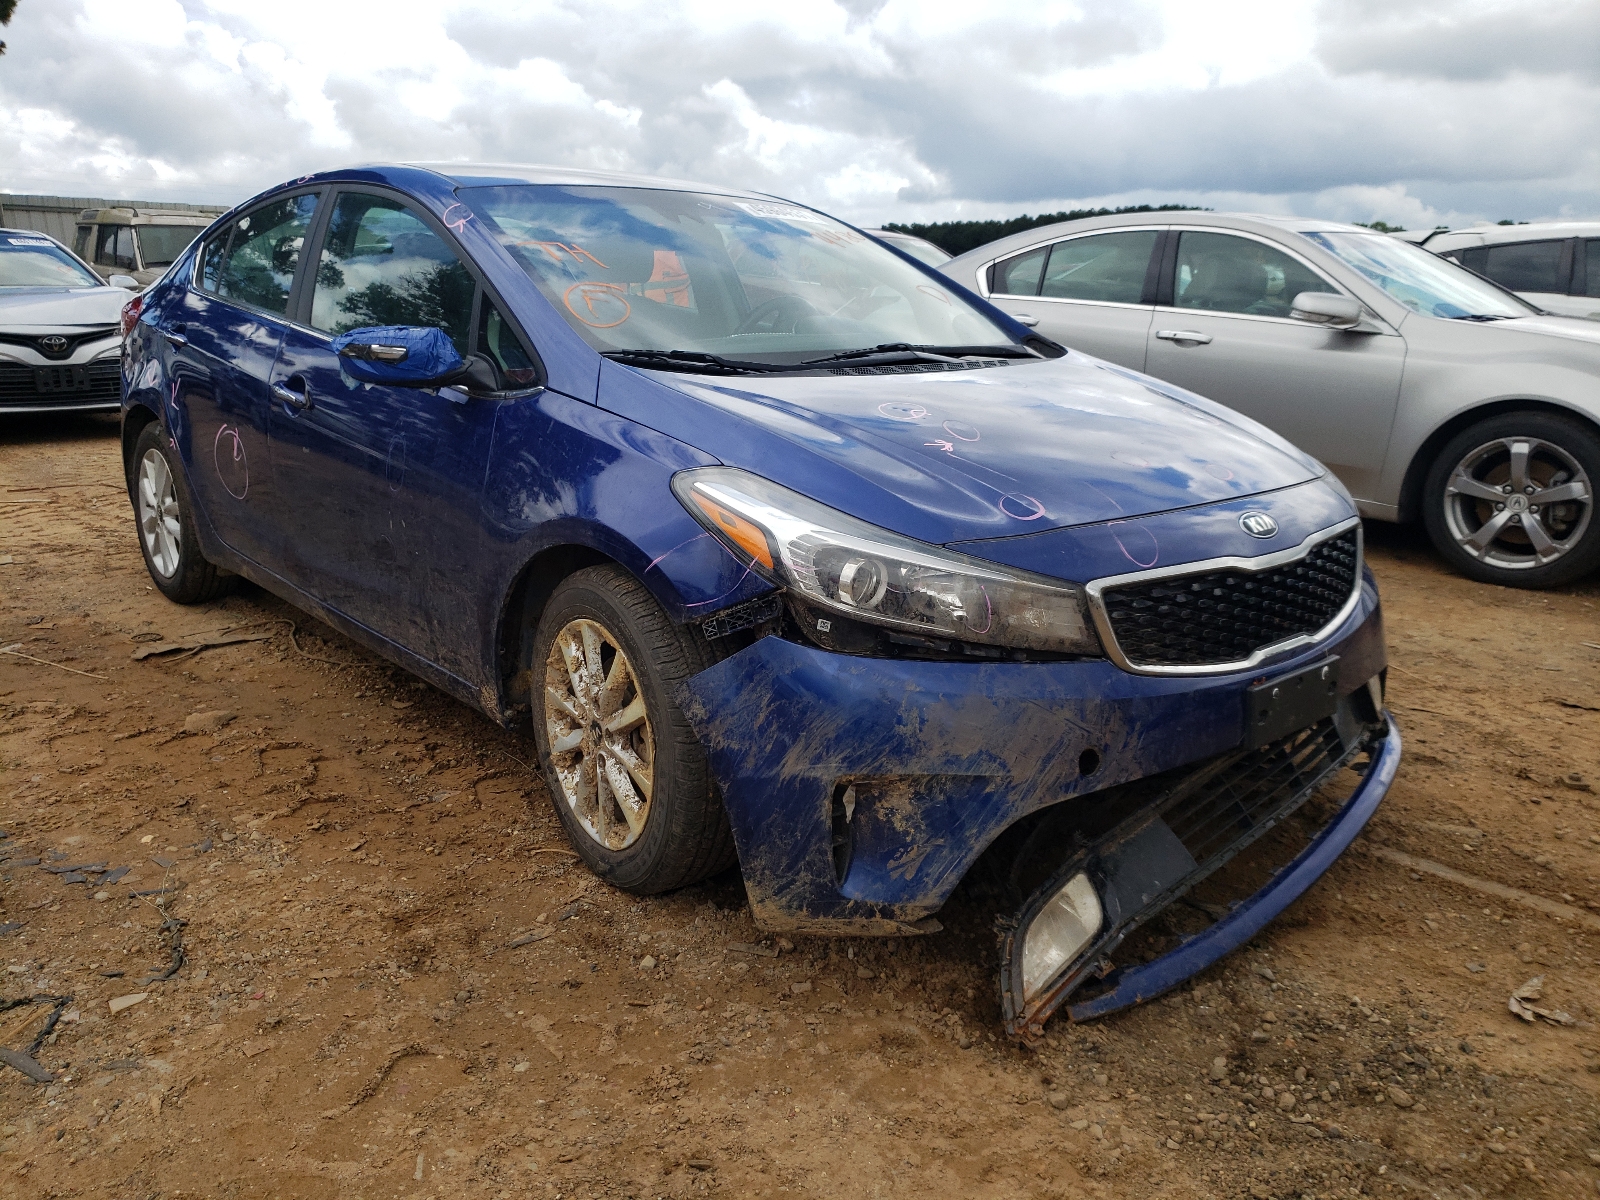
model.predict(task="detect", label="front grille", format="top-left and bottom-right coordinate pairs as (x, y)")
top-left (825, 358), bottom-right (1010, 376)
top-left (1099, 527), bottom-right (1359, 668)
top-left (0, 361), bottom-right (122, 408)
top-left (1161, 717), bottom-right (1347, 869)
top-left (0, 328), bottom-right (119, 360)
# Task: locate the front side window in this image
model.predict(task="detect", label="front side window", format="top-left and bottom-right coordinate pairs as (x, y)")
top-left (1481, 240), bottom-right (1565, 293)
top-left (1303, 231), bottom-right (1531, 320)
top-left (136, 225), bottom-right (203, 269)
top-left (477, 297), bottom-right (540, 386)
top-left (0, 235), bottom-right (102, 289)
top-left (464, 185), bottom-right (1009, 362)
top-left (1174, 231), bottom-right (1335, 318)
top-left (310, 193), bottom-right (474, 354)
top-left (95, 225), bottom-right (136, 271)
top-left (73, 226), bottom-right (92, 257)
top-left (1040, 231), bottom-right (1158, 304)
top-left (200, 194), bottom-right (319, 316)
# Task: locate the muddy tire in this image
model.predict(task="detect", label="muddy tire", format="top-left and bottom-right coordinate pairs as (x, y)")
top-left (130, 423), bottom-right (234, 605)
top-left (1422, 412), bottom-right (1600, 589)
top-left (530, 565), bottom-right (736, 894)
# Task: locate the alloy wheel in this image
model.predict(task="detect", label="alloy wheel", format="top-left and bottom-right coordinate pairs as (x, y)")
top-left (1441, 436), bottom-right (1592, 572)
top-left (543, 618), bottom-right (656, 851)
top-left (138, 448), bottom-right (182, 579)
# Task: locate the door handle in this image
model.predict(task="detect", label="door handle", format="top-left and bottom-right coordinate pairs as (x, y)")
top-left (1156, 329), bottom-right (1213, 344)
top-left (271, 380), bottom-right (313, 411)
top-left (1009, 313), bottom-right (1040, 327)
top-left (159, 323), bottom-right (188, 349)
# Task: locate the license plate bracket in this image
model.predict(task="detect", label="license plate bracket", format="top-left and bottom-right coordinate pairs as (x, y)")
top-left (34, 365), bottom-right (91, 392)
top-left (1245, 657), bottom-right (1339, 748)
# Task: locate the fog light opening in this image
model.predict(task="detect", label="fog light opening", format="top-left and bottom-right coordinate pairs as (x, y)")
top-left (1021, 872), bottom-right (1103, 1002)
top-left (1078, 748), bottom-right (1101, 777)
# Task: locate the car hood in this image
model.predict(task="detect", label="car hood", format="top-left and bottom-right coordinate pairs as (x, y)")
top-left (0, 287), bottom-right (130, 329)
top-left (601, 352), bottom-right (1325, 546)
top-left (1488, 314), bottom-right (1600, 346)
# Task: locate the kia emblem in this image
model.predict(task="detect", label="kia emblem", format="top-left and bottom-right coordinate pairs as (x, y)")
top-left (39, 335), bottom-right (69, 355)
top-left (1239, 511), bottom-right (1279, 538)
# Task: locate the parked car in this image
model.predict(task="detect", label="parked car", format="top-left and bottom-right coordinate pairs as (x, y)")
top-left (119, 164), bottom-right (1397, 1035)
top-left (0, 228), bottom-right (135, 415)
top-left (1409, 223), bottom-right (1600, 321)
top-left (942, 212), bottom-right (1600, 589)
top-left (862, 228), bottom-right (953, 267)
top-left (73, 207), bottom-right (214, 289)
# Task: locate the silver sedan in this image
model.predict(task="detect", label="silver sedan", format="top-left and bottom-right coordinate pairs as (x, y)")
top-left (941, 213), bottom-right (1600, 589)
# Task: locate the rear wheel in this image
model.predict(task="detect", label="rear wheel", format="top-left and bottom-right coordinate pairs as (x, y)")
top-left (1422, 413), bottom-right (1600, 588)
top-left (530, 565), bottom-right (736, 893)
top-left (130, 423), bottom-right (233, 604)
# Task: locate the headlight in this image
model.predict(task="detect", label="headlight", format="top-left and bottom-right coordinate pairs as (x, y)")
top-left (92, 343), bottom-right (123, 361)
top-left (1021, 872), bottom-right (1103, 1000)
top-left (671, 467), bottom-right (1100, 655)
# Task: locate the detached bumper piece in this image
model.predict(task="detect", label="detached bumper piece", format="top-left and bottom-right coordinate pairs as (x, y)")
top-left (998, 706), bottom-right (1400, 1039)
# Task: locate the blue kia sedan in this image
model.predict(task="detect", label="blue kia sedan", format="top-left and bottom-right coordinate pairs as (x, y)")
top-left (118, 163), bottom-right (1399, 1037)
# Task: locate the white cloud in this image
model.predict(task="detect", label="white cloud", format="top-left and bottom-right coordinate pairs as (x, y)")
top-left (0, 0), bottom-right (1595, 229)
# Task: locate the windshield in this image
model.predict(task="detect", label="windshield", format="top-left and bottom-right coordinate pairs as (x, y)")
top-left (1302, 231), bottom-right (1531, 320)
top-left (136, 224), bottom-right (203, 268)
top-left (0, 236), bottom-right (102, 289)
top-left (463, 185), bottom-right (1009, 363)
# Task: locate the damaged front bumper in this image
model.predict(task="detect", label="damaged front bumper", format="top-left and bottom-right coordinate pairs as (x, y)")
top-left (677, 568), bottom-right (1388, 929)
top-left (998, 707), bottom-right (1399, 1037)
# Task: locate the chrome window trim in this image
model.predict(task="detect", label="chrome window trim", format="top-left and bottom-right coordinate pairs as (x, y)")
top-left (1085, 516), bottom-right (1364, 677)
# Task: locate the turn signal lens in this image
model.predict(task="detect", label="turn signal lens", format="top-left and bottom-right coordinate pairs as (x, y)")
top-left (1021, 872), bottom-right (1103, 1000)
top-left (688, 492), bottom-right (774, 570)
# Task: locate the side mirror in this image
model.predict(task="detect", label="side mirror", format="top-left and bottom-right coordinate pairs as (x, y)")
top-left (332, 325), bottom-right (499, 392)
top-left (108, 274), bottom-right (139, 289)
top-left (1290, 292), bottom-right (1363, 329)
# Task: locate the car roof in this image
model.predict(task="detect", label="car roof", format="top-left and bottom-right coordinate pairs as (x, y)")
top-left (941, 210), bottom-right (1374, 266)
top-left (76, 207), bottom-right (214, 225)
top-left (1424, 221), bottom-right (1600, 249)
top-left (405, 161), bottom-right (780, 203)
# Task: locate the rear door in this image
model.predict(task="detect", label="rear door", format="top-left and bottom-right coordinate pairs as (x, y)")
top-left (1142, 228), bottom-right (1407, 502)
top-left (1573, 239), bottom-right (1600, 320)
top-left (984, 228), bottom-right (1161, 368)
top-left (162, 191), bottom-right (320, 565)
top-left (266, 188), bottom-right (518, 675)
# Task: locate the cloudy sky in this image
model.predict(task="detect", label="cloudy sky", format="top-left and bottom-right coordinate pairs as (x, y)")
top-left (2, 0), bottom-right (1597, 229)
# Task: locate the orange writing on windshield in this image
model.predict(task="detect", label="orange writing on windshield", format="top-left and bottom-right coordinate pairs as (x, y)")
top-left (564, 281), bottom-right (631, 328)
top-left (644, 250), bottom-right (691, 307)
top-left (523, 241), bottom-right (610, 268)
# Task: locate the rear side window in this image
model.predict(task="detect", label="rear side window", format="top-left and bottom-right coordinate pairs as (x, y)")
top-left (991, 246), bottom-right (1047, 296)
top-left (1586, 240), bottom-right (1600, 298)
top-left (1040, 231), bottom-right (1158, 304)
top-left (200, 194), bottom-right (319, 316)
top-left (1482, 239), bottom-right (1565, 293)
top-left (95, 225), bottom-right (136, 271)
top-left (310, 192), bottom-right (475, 355)
top-left (1174, 231), bottom-right (1335, 318)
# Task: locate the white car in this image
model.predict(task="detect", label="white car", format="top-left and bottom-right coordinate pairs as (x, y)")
top-left (1413, 223), bottom-right (1600, 321)
top-left (0, 228), bottom-right (135, 415)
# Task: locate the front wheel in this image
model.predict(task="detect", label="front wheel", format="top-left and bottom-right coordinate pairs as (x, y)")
top-left (530, 565), bottom-right (736, 894)
top-left (1422, 413), bottom-right (1600, 589)
top-left (130, 423), bottom-right (234, 604)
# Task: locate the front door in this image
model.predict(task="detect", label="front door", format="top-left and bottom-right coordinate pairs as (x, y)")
top-left (985, 228), bottom-right (1161, 369)
top-left (163, 192), bottom-right (320, 565)
top-left (1143, 229), bottom-right (1407, 502)
top-left (266, 189), bottom-right (500, 677)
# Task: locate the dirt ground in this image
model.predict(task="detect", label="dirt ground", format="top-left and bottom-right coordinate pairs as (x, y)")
top-left (2, 414), bottom-right (1600, 1200)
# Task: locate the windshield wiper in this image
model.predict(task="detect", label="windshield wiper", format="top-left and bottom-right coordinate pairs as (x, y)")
top-left (601, 349), bottom-right (781, 375)
top-left (1446, 314), bottom-right (1515, 322)
top-left (799, 343), bottom-right (1038, 366)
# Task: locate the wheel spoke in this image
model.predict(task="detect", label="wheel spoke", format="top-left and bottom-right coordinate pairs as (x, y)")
top-left (550, 728), bottom-right (585, 753)
top-left (1463, 507), bottom-right (1515, 555)
top-left (599, 654), bottom-right (630, 720)
top-left (1532, 479), bottom-right (1589, 506)
top-left (1446, 473), bottom-right (1504, 504)
top-left (593, 751), bottom-right (612, 842)
top-left (580, 624), bottom-right (605, 692)
top-left (604, 737), bottom-right (654, 802)
top-left (602, 754), bottom-right (648, 835)
top-left (602, 693), bottom-right (648, 735)
top-left (545, 685), bottom-right (586, 724)
top-left (1506, 440), bottom-right (1532, 493)
top-left (557, 631), bottom-right (590, 710)
top-left (1522, 514), bottom-right (1561, 562)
